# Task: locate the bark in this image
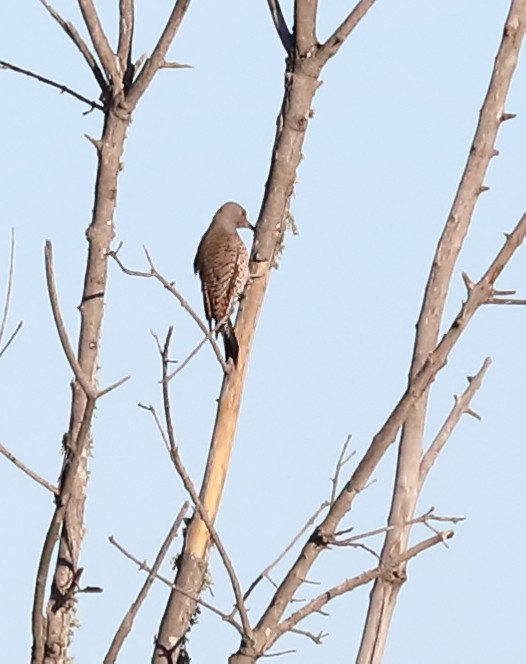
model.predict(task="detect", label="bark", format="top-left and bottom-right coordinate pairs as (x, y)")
top-left (31, 107), bottom-right (131, 664)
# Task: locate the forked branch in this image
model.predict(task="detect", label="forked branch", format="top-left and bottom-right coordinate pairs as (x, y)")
top-left (37, 0), bottom-right (107, 90)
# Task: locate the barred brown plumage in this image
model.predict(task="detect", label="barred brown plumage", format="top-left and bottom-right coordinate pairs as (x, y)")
top-left (194, 201), bottom-right (254, 366)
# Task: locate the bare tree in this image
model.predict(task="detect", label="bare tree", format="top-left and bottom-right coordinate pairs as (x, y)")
top-left (1, 1), bottom-right (526, 663)
top-left (3, 1), bottom-right (193, 662)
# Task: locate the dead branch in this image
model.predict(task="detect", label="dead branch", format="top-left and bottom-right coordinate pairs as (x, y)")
top-left (0, 60), bottom-right (104, 111)
top-left (237, 212), bottom-right (526, 662)
top-left (419, 358), bottom-right (492, 489)
top-left (103, 502), bottom-right (189, 664)
top-left (332, 509), bottom-right (463, 547)
top-left (290, 628), bottom-right (327, 645)
top-left (26, 1), bottom-right (193, 659)
top-left (37, 0), bottom-right (107, 90)
top-left (107, 532), bottom-right (243, 634)
top-left (0, 229), bottom-right (23, 359)
top-left (317, 0), bottom-right (379, 63)
top-left (358, 3), bottom-right (526, 660)
top-left (44, 242), bottom-right (96, 398)
top-left (244, 501), bottom-right (329, 602)
top-left (0, 228), bottom-right (16, 345)
top-left (44, 242), bottom-right (131, 400)
top-left (144, 329), bottom-right (252, 639)
top-left (294, 0), bottom-right (318, 55)
top-left (0, 442), bottom-right (58, 494)
top-left (330, 434), bottom-right (355, 504)
top-left (127, 0), bottom-right (193, 106)
top-left (77, 0), bottom-right (118, 83)
top-left (159, 1), bottom-right (383, 658)
top-left (273, 531), bottom-right (453, 642)
top-left (266, 0), bottom-right (293, 53)
top-left (108, 245), bottom-right (227, 371)
top-left (0, 320), bottom-right (23, 359)
top-left (160, 60), bottom-right (193, 69)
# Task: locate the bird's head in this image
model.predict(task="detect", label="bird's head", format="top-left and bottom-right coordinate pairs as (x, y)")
top-left (215, 201), bottom-right (254, 232)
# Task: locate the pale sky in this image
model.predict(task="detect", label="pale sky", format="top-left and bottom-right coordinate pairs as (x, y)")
top-left (1, 1), bottom-right (525, 663)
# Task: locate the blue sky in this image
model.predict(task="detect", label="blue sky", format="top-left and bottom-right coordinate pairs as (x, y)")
top-left (1, 1), bottom-right (525, 662)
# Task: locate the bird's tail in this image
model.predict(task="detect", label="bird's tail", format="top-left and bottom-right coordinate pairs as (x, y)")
top-left (221, 319), bottom-right (239, 366)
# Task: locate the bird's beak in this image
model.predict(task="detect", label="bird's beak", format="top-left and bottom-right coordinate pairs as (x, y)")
top-left (243, 219), bottom-right (255, 231)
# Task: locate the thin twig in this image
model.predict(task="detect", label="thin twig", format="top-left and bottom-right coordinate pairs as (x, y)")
top-left (419, 358), bottom-right (492, 489)
top-left (161, 60), bottom-right (193, 69)
top-left (165, 334), bottom-right (208, 380)
top-left (44, 242), bottom-right (130, 399)
top-left (108, 245), bottom-right (227, 371)
top-left (0, 320), bottom-right (23, 359)
top-left (330, 434), bottom-right (354, 504)
top-left (44, 242), bottom-right (96, 398)
top-left (108, 533), bottom-right (242, 633)
top-left (0, 61), bottom-right (104, 111)
top-left (37, 0), bottom-right (107, 90)
top-left (274, 531), bottom-right (453, 640)
top-left (0, 442), bottom-right (58, 494)
top-left (97, 374), bottom-right (132, 398)
top-left (332, 509), bottom-right (463, 546)
top-left (0, 228), bottom-right (15, 345)
top-left (244, 501), bottom-right (329, 601)
top-left (104, 502), bottom-right (189, 664)
top-left (290, 627), bottom-right (327, 645)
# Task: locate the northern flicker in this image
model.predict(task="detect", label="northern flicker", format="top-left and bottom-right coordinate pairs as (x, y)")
top-left (194, 201), bottom-right (254, 366)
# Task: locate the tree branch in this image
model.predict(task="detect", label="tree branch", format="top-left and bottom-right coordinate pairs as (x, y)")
top-left (44, 242), bottom-right (131, 399)
top-left (0, 228), bottom-right (15, 346)
top-left (44, 242), bottom-right (97, 399)
top-left (244, 501), bottom-right (329, 602)
top-left (108, 245), bottom-right (227, 371)
top-left (103, 502), bottom-right (189, 664)
top-left (358, 3), bottom-right (526, 659)
top-left (37, 0), bottom-right (107, 90)
top-left (0, 61), bottom-right (104, 111)
top-left (317, 0), bottom-right (379, 63)
top-left (128, 0), bottom-right (192, 106)
top-left (294, 0), bottom-right (318, 56)
top-left (247, 211), bottom-right (526, 652)
top-left (0, 228), bottom-right (23, 359)
top-left (419, 358), bottom-right (491, 489)
top-left (117, 0), bottom-right (135, 76)
top-left (107, 531), bottom-right (243, 633)
top-left (274, 531), bottom-right (453, 641)
top-left (145, 329), bottom-right (252, 638)
top-left (77, 0), bottom-right (118, 82)
top-left (267, 0), bottom-right (294, 53)
top-left (0, 442), bottom-right (58, 494)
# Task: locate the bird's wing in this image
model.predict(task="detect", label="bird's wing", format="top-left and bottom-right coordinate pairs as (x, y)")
top-left (223, 240), bottom-right (248, 318)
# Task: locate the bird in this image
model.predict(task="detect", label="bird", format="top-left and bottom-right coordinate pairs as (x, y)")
top-left (194, 201), bottom-right (254, 366)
